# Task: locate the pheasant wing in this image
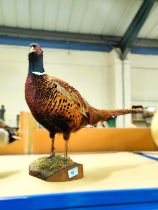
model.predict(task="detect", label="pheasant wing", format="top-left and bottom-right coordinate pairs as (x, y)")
top-left (52, 77), bottom-right (89, 119)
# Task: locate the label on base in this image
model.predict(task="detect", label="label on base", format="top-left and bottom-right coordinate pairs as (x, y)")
top-left (68, 167), bottom-right (78, 178)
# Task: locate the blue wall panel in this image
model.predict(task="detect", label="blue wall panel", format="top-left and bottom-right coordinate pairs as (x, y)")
top-left (0, 36), bottom-right (112, 52)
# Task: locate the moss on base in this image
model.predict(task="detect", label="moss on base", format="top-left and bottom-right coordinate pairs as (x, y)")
top-left (29, 154), bottom-right (80, 180)
top-left (37, 155), bottom-right (74, 170)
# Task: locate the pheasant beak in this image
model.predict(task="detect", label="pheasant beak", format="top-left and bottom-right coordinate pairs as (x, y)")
top-left (29, 46), bottom-right (36, 53)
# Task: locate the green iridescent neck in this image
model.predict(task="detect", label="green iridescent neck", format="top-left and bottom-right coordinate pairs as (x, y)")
top-left (28, 53), bottom-right (45, 74)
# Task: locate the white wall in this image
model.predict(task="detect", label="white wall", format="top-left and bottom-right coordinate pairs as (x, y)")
top-left (130, 53), bottom-right (158, 108)
top-left (0, 44), bottom-right (110, 126)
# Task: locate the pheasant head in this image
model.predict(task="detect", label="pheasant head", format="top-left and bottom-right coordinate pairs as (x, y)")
top-left (28, 43), bottom-right (45, 74)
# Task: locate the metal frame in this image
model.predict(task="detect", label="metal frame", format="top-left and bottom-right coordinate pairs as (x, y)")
top-left (119, 0), bottom-right (156, 60)
top-left (1, 26), bottom-right (158, 51)
top-left (0, 26), bottom-right (119, 46)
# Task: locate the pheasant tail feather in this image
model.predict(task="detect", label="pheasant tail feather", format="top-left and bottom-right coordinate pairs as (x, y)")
top-left (89, 108), bottom-right (143, 125)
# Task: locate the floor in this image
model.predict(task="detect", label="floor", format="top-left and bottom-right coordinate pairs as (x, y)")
top-left (0, 152), bottom-right (158, 198)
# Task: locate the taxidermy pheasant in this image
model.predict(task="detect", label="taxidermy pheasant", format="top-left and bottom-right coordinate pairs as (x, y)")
top-left (25, 43), bottom-right (142, 160)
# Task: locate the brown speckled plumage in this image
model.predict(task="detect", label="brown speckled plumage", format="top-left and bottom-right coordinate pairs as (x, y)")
top-left (25, 44), bottom-right (142, 159)
top-left (25, 73), bottom-right (89, 133)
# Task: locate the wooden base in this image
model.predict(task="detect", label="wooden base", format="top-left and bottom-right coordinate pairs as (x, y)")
top-left (29, 155), bottom-right (84, 182)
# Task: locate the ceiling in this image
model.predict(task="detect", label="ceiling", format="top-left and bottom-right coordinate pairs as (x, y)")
top-left (0, 0), bottom-right (142, 36)
top-left (0, 0), bottom-right (158, 57)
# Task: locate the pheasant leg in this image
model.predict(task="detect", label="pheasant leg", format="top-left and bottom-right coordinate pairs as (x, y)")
top-left (63, 132), bottom-right (70, 161)
top-left (64, 140), bottom-right (69, 161)
top-left (49, 131), bottom-right (55, 157)
top-left (50, 137), bottom-right (55, 156)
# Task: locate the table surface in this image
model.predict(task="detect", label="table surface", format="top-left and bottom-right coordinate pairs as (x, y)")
top-left (0, 152), bottom-right (158, 197)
